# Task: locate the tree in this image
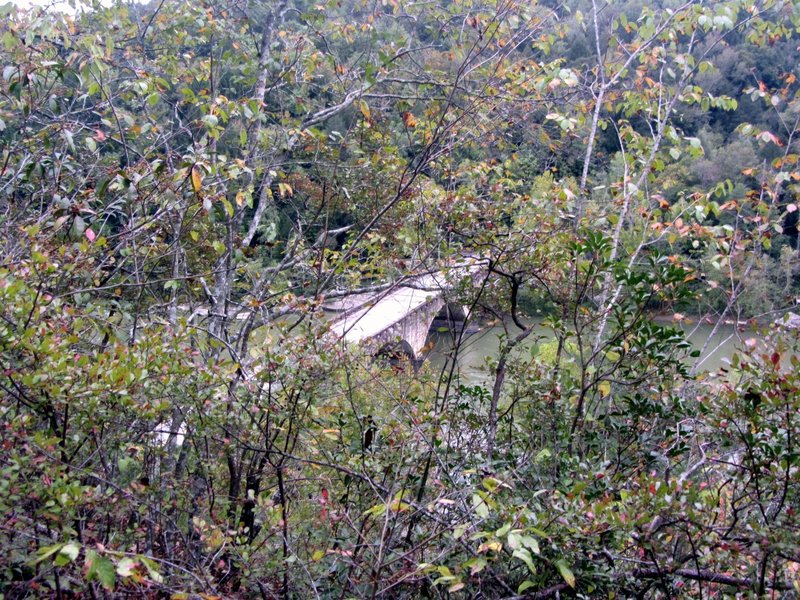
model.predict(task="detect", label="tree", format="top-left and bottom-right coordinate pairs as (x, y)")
top-left (2, 0), bottom-right (800, 597)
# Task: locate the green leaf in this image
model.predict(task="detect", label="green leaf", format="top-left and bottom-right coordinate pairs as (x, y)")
top-left (139, 556), bottom-right (163, 584)
top-left (54, 542), bottom-right (80, 566)
top-left (513, 548), bottom-right (536, 573)
top-left (116, 557), bottom-right (137, 577)
top-left (33, 543), bottom-right (65, 564)
top-left (555, 558), bottom-right (576, 588)
top-left (482, 476), bottom-right (505, 492)
top-left (86, 550), bottom-right (116, 591)
top-left (465, 557), bottom-right (487, 575)
top-left (472, 493), bottom-right (489, 519)
top-left (363, 502), bottom-right (386, 517)
top-left (518, 581), bottom-right (536, 593)
top-left (520, 535), bottom-right (540, 554)
top-left (364, 62), bottom-right (377, 85)
top-left (221, 197), bottom-right (234, 218)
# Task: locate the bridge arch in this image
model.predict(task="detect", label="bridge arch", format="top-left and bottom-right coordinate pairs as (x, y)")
top-left (367, 299), bottom-right (471, 361)
top-left (325, 261), bottom-right (485, 361)
top-left (430, 302), bottom-right (470, 331)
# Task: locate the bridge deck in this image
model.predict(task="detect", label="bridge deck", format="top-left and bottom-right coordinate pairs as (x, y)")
top-left (327, 273), bottom-right (445, 342)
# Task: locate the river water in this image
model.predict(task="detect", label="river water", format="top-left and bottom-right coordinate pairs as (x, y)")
top-left (425, 317), bottom-right (753, 384)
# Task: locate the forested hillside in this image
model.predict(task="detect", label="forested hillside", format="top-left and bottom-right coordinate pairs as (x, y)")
top-left (1, 0), bottom-right (800, 597)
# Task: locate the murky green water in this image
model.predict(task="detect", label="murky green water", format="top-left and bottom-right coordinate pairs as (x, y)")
top-left (425, 317), bottom-right (754, 385)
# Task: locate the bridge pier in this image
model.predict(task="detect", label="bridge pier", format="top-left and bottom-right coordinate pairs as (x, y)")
top-left (368, 300), bottom-right (475, 363)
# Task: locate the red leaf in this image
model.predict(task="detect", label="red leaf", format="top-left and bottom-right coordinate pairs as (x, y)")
top-left (320, 488), bottom-right (329, 520)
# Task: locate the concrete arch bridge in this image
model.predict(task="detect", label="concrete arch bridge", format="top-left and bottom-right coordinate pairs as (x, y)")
top-left (324, 262), bottom-right (485, 361)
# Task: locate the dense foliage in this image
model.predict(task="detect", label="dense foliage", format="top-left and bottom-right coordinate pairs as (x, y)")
top-left (1, 0), bottom-right (800, 597)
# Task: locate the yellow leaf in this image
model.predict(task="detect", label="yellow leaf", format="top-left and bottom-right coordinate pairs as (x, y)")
top-left (359, 100), bottom-right (371, 121)
top-left (477, 541), bottom-right (502, 553)
top-left (207, 528), bottom-right (224, 550)
top-left (191, 165), bottom-right (202, 193)
top-left (278, 182), bottom-right (293, 198)
top-left (598, 381), bottom-right (611, 397)
top-left (389, 499), bottom-right (411, 512)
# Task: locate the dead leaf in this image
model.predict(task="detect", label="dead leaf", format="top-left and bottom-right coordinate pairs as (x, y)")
top-left (402, 112), bottom-right (417, 128)
top-left (191, 165), bottom-right (202, 193)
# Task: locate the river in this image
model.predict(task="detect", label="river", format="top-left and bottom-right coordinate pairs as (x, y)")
top-left (425, 317), bottom-right (754, 384)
